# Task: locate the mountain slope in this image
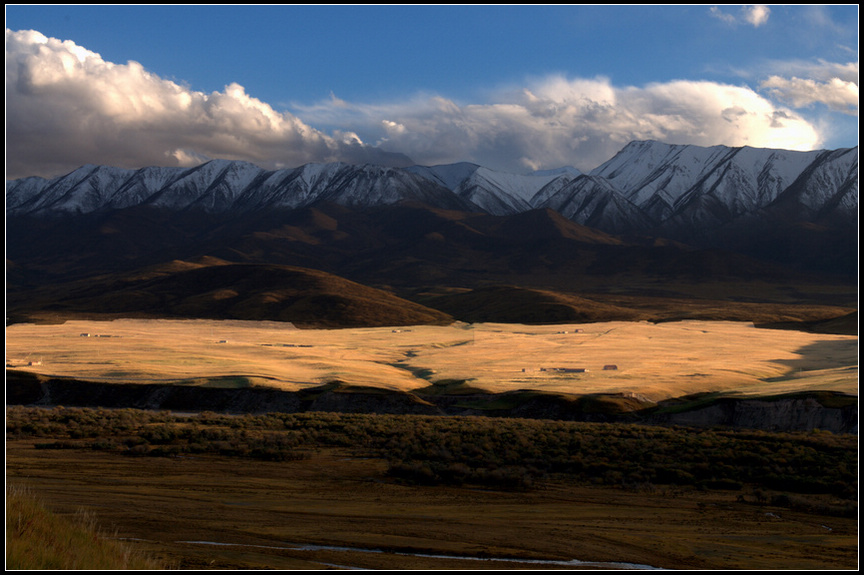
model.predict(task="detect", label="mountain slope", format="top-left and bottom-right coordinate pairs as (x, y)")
top-left (9, 258), bottom-right (455, 328)
top-left (538, 175), bottom-right (655, 234)
top-left (418, 286), bottom-right (646, 324)
top-left (453, 167), bottom-right (567, 215)
top-left (581, 141), bottom-right (857, 251)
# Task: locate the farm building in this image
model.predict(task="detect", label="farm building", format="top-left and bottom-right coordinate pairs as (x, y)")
top-left (541, 367), bottom-right (587, 373)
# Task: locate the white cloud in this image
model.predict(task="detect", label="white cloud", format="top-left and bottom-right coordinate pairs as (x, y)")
top-left (298, 75), bottom-right (821, 172)
top-left (761, 75), bottom-right (859, 115)
top-left (709, 6), bottom-right (737, 25)
top-left (743, 5), bottom-right (771, 28)
top-left (710, 5), bottom-right (771, 28)
top-left (5, 28), bottom-right (827, 179)
top-left (749, 59), bottom-right (859, 116)
top-left (5, 29), bottom-right (410, 179)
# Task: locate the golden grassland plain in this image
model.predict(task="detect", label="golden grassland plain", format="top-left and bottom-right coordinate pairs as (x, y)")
top-left (5, 318), bottom-right (858, 400)
top-left (6, 440), bottom-right (858, 570)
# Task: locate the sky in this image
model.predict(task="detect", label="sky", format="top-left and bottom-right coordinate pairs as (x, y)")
top-left (5, 4), bottom-right (859, 180)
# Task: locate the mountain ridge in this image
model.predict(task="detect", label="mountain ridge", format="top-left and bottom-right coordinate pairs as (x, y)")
top-left (9, 141), bottom-right (855, 261)
top-left (6, 139), bottom-right (858, 328)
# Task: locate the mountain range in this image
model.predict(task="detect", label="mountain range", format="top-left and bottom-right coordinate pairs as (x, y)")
top-left (6, 140), bottom-right (858, 328)
top-left (8, 140), bottom-right (857, 238)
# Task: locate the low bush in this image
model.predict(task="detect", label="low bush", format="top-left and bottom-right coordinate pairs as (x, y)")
top-left (6, 406), bottom-right (857, 497)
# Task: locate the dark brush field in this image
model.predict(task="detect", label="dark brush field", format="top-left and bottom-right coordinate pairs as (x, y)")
top-left (6, 407), bottom-right (858, 570)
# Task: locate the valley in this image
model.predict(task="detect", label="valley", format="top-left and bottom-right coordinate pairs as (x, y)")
top-left (6, 139), bottom-right (858, 570)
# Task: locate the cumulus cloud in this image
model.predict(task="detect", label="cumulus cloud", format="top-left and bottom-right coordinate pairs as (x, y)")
top-left (5, 29), bottom-right (411, 179)
top-left (6, 28), bottom-right (825, 179)
top-left (761, 76), bottom-right (859, 115)
top-left (298, 75), bottom-right (821, 172)
top-left (751, 59), bottom-right (859, 116)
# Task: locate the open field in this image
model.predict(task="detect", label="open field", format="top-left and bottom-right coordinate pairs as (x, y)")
top-left (6, 318), bottom-right (858, 401)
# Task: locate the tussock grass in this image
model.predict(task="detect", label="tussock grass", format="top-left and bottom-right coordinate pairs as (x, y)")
top-left (6, 484), bottom-right (165, 570)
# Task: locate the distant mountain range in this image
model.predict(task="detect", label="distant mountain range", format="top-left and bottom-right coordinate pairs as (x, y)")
top-left (8, 140), bottom-right (857, 239)
top-left (6, 140), bottom-right (858, 327)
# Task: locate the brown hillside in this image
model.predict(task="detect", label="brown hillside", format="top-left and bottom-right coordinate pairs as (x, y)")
top-left (8, 260), bottom-right (454, 328)
top-left (474, 208), bottom-right (626, 244)
top-left (419, 286), bottom-right (646, 324)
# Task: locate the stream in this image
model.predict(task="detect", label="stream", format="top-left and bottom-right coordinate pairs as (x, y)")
top-left (177, 539), bottom-right (664, 570)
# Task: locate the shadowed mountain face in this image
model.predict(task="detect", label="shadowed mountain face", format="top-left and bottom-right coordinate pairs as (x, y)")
top-left (415, 286), bottom-right (645, 325)
top-left (6, 199), bottom-right (856, 330)
top-left (6, 199), bottom-right (822, 287)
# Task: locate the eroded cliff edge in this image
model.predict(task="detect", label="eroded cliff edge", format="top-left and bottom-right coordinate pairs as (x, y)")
top-left (6, 370), bottom-right (857, 434)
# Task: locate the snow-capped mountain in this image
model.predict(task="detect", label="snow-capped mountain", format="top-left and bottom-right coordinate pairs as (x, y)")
top-left (561, 140), bottom-right (855, 234)
top-left (402, 162), bottom-right (483, 192)
top-left (534, 141), bottom-right (855, 237)
top-left (6, 160), bottom-right (477, 217)
top-left (6, 140), bottom-right (857, 250)
top-left (5, 164), bottom-right (138, 215)
top-left (529, 166), bottom-right (583, 178)
top-left (232, 162), bottom-right (350, 211)
top-left (453, 167), bottom-right (568, 215)
top-left (538, 175), bottom-right (654, 234)
top-left (313, 163), bottom-right (475, 211)
top-left (404, 163), bottom-right (577, 215)
top-left (767, 146), bottom-right (858, 219)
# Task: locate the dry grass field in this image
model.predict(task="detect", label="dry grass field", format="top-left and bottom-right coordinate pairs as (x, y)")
top-left (5, 318), bottom-right (858, 401)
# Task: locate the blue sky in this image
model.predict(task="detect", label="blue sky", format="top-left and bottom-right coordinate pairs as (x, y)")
top-left (5, 5), bottom-right (859, 179)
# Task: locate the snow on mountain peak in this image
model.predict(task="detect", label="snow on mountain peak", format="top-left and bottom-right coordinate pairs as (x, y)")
top-left (5, 141), bottom-right (856, 243)
top-left (403, 162), bottom-right (482, 191)
top-left (530, 166), bottom-right (582, 178)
